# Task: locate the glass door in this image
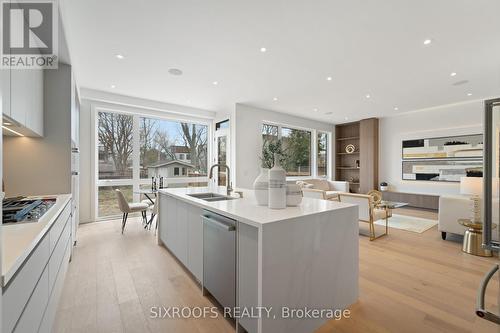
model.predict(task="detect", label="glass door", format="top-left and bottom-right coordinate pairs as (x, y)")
top-left (476, 98), bottom-right (500, 325)
top-left (214, 121), bottom-right (230, 186)
top-left (483, 98), bottom-right (500, 250)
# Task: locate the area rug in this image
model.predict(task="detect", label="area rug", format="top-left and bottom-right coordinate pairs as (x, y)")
top-left (374, 214), bottom-right (438, 233)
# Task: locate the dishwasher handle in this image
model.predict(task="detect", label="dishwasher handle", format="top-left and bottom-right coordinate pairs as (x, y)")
top-left (476, 264), bottom-right (500, 325)
top-left (203, 216), bottom-right (235, 231)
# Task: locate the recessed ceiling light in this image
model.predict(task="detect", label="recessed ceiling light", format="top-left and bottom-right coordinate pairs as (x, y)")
top-left (273, 97), bottom-right (278, 101)
top-left (168, 68), bottom-right (183, 76)
top-left (313, 108), bottom-right (318, 112)
top-left (212, 81), bottom-right (218, 85)
top-left (467, 93), bottom-right (472, 96)
top-left (394, 107), bottom-right (399, 111)
top-left (326, 76), bottom-right (332, 81)
top-left (452, 80), bottom-right (469, 86)
top-left (365, 94), bottom-right (371, 99)
top-left (450, 72), bottom-right (457, 77)
top-left (423, 39), bottom-right (432, 45)
top-left (115, 54), bottom-right (124, 59)
top-left (110, 84), bottom-right (116, 89)
top-left (260, 47), bottom-right (267, 53)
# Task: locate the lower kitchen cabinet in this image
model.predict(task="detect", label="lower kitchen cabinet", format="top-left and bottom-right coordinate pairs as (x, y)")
top-left (159, 194), bottom-right (203, 283)
top-left (2, 199), bottom-right (72, 333)
top-left (187, 206), bottom-right (203, 282)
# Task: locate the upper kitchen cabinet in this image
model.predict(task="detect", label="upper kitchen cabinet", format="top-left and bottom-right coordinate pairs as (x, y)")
top-left (2, 68), bottom-right (44, 137)
top-left (1, 69), bottom-right (11, 118)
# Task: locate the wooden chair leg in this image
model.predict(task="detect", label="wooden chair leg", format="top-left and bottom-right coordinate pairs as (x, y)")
top-left (369, 220), bottom-right (375, 241)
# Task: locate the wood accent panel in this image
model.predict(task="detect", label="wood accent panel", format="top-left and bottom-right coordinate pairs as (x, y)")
top-left (382, 191), bottom-right (440, 210)
top-left (359, 118), bottom-right (379, 193)
top-left (335, 119), bottom-right (379, 194)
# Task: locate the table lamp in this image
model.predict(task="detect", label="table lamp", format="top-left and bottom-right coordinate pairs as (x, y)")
top-left (460, 177), bottom-right (483, 223)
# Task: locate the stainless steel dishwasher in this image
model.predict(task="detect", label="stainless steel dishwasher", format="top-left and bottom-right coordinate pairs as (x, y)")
top-left (202, 210), bottom-right (236, 310)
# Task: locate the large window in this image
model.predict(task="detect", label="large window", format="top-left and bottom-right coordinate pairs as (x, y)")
top-left (98, 112), bottom-right (133, 179)
top-left (281, 127), bottom-right (311, 176)
top-left (317, 132), bottom-right (328, 178)
top-left (96, 109), bottom-right (209, 219)
top-left (262, 123), bottom-right (329, 178)
top-left (139, 117), bottom-right (208, 179)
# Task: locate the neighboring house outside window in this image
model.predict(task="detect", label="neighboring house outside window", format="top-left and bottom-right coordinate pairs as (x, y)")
top-left (147, 160), bottom-right (196, 178)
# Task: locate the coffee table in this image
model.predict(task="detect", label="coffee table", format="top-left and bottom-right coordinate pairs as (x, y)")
top-left (376, 201), bottom-right (408, 217)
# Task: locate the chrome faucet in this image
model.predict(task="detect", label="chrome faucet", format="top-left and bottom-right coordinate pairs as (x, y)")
top-left (209, 164), bottom-right (233, 196)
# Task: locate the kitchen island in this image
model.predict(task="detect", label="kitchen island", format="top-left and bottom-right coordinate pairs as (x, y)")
top-left (158, 186), bottom-right (358, 333)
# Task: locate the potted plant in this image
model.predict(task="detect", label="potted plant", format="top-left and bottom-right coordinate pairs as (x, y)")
top-left (254, 140), bottom-right (287, 205)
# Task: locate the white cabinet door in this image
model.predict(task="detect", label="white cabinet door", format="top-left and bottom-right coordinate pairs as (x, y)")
top-left (187, 206), bottom-right (203, 282)
top-left (1, 68), bottom-right (11, 117)
top-left (24, 69), bottom-right (43, 136)
top-left (10, 69), bottom-right (28, 125)
top-left (176, 200), bottom-right (189, 265)
top-left (165, 196), bottom-right (177, 254)
top-left (159, 194), bottom-right (169, 246)
top-left (13, 267), bottom-right (49, 333)
top-left (9, 68), bottom-right (43, 136)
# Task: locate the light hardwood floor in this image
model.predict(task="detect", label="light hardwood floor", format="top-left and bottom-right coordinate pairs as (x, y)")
top-left (54, 209), bottom-right (499, 333)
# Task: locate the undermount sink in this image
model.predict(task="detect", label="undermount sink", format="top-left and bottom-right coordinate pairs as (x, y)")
top-left (187, 192), bottom-right (237, 202)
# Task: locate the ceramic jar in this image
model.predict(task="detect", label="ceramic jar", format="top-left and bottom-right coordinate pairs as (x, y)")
top-left (268, 153), bottom-right (286, 209)
top-left (286, 184), bottom-right (303, 206)
top-left (253, 167), bottom-right (270, 206)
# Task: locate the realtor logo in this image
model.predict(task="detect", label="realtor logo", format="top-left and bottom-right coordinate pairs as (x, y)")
top-left (1, 0), bottom-right (58, 69)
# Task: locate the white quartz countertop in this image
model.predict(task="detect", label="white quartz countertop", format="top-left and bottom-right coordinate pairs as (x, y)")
top-left (2, 194), bottom-right (72, 286)
top-left (158, 186), bottom-right (355, 227)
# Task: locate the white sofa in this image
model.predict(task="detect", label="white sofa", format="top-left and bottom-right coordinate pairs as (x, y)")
top-left (438, 195), bottom-right (499, 241)
top-left (297, 179), bottom-right (349, 201)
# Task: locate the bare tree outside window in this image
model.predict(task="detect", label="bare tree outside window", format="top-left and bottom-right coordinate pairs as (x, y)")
top-left (139, 117), bottom-right (208, 179)
top-left (179, 123), bottom-right (208, 173)
top-left (98, 112), bottom-right (133, 179)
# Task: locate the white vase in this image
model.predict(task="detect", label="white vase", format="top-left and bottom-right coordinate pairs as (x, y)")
top-left (268, 153), bottom-right (286, 209)
top-left (286, 184), bottom-right (303, 206)
top-left (253, 167), bottom-right (269, 206)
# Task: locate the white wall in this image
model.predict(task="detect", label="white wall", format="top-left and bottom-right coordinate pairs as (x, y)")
top-left (78, 89), bottom-right (216, 223)
top-left (379, 100), bottom-right (483, 196)
top-left (233, 104), bottom-right (335, 189)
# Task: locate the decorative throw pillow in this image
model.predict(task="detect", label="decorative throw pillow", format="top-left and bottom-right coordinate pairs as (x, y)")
top-left (296, 181), bottom-right (314, 189)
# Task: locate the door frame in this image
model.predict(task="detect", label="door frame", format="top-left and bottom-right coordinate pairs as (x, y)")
top-left (213, 125), bottom-right (230, 187)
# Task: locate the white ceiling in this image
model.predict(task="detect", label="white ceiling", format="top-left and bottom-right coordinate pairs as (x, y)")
top-left (60, 0), bottom-right (500, 123)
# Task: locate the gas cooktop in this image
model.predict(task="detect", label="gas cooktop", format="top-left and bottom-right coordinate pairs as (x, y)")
top-left (2, 197), bottom-right (57, 224)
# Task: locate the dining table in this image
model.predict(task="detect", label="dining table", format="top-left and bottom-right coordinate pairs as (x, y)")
top-left (133, 188), bottom-right (160, 229)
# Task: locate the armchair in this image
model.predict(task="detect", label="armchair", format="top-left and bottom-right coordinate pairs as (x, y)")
top-left (338, 193), bottom-right (389, 241)
top-left (298, 179), bottom-right (349, 201)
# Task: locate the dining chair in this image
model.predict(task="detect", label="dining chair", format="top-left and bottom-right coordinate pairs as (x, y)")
top-left (338, 193), bottom-right (389, 241)
top-left (115, 189), bottom-right (149, 234)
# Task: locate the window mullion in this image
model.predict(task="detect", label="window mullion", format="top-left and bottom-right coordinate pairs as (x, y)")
top-left (132, 115), bottom-right (140, 202)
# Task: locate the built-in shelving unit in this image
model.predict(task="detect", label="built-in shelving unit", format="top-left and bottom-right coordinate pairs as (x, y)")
top-left (335, 119), bottom-right (379, 193)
